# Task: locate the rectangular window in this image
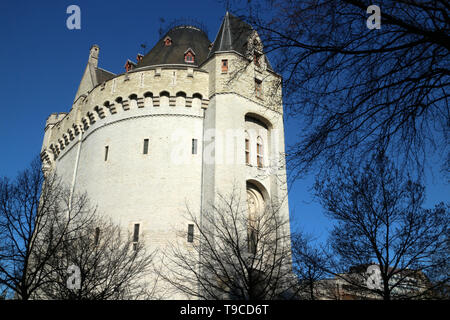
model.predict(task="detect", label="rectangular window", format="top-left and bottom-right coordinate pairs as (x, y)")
top-left (132, 223), bottom-right (140, 251)
top-left (104, 146), bottom-right (109, 161)
top-left (255, 79), bottom-right (262, 98)
top-left (221, 59), bottom-right (228, 73)
top-left (192, 139), bottom-right (198, 155)
top-left (187, 224), bottom-right (194, 243)
top-left (133, 223), bottom-right (140, 243)
top-left (143, 139), bottom-right (149, 154)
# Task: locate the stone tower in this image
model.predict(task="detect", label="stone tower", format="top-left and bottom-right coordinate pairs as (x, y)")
top-left (40, 12), bottom-right (291, 299)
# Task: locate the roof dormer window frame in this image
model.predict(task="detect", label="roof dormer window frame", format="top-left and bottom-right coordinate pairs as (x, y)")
top-left (164, 36), bottom-right (172, 47)
top-left (184, 48), bottom-right (196, 63)
top-left (124, 59), bottom-right (136, 73)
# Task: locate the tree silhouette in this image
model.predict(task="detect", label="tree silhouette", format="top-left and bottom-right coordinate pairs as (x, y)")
top-left (313, 153), bottom-right (449, 300)
top-left (0, 157), bottom-right (156, 300)
top-left (231, 0), bottom-right (449, 177)
top-left (157, 189), bottom-right (296, 300)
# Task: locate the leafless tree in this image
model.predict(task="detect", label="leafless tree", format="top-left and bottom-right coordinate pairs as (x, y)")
top-left (39, 215), bottom-right (157, 300)
top-left (157, 189), bottom-right (296, 300)
top-left (0, 157), bottom-right (91, 299)
top-left (228, 0), bottom-right (449, 178)
top-left (290, 232), bottom-right (329, 300)
top-left (0, 157), bottom-right (156, 300)
top-left (312, 152), bottom-right (449, 300)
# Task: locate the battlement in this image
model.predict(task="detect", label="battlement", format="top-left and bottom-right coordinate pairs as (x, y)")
top-left (42, 14), bottom-right (283, 170)
top-left (41, 67), bottom-right (211, 166)
top-left (45, 112), bottom-right (68, 127)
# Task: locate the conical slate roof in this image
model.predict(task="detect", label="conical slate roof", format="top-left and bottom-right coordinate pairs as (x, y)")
top-left (137, 26), bottom-right (211, 68)
top-left (208, 12), bottom-right (273, 71)
top-left (208, 12), bottom-right (254, 58)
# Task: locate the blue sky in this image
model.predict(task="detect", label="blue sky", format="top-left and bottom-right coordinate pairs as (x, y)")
top-left (0, 0), bottom-right (447, 244)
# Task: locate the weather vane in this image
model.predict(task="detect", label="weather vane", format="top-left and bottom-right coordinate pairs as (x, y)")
top-left (140, 43), bottom-right (147, 55)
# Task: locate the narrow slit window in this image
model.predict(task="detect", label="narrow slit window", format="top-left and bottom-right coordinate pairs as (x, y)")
top-left (133, 223), bottom-right (140, 250)
top-left (94, 227), bottom-right (100, 245)
top-left (257, 137), bottom-right (263, 168)
top-left (192, 139), bottom-right (198, 155)
top-left (187, 224), bottom-right (194, 243)
top-left (143, 139), bottom-right (149, 154)
top-left (245, 134), bottom-right (250, 165)
top-left (104, 146), bottom-right (109, 161)
top-left (255, 79), bottom-right (262, 98)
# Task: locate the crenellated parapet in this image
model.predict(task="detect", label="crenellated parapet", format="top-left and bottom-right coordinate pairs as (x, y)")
top-left (41, 66), bottom-right (210, 165)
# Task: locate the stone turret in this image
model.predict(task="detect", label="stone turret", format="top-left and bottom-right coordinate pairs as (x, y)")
top-left (89, 44), bottom-right (99, 67)
top-left (73, 45), bottom-right (115, 104)
top-left (40, 12), bottom-right (291, 300)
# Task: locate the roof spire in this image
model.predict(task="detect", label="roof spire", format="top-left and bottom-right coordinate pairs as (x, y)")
top-left (207, 12), bottom-right (253, 58)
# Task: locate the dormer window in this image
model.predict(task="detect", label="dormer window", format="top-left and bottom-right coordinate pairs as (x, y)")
top-left (164, 36), bottom-right (172, 46)
top-left (124, 60), bottom-right (136, 72)
top-left (184, 48), bottom-right (195, 63)
top-left (185, 53), bottom-right (194, 63)
top-left (254, 52), bottom-right (261, 67)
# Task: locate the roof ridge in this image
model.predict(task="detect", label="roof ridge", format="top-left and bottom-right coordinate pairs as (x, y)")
top-left (96, 67), bottom-right (116, 75)
top-left (225, 12), bottom-right (233, 50)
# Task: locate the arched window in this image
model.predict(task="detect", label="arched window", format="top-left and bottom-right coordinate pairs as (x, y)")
top-left (176, 92), bottom-right (186, 107)
top-left (257, 136), bottom-right (263, 168)
top-left (192, 93), bottom-right (202, 108)
top-left (246, 183), bottom-right (265, 254)
top-left (245, 131), bottom-right (250, 165)
top-left (129, 94), bottom-right (138, 109)
top-left (144, 92), bottom-right (153, 107)
top-left (159, 91), bottom-right (170, 107)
